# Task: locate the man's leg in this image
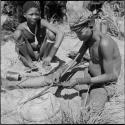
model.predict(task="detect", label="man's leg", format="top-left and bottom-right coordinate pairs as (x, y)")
top-left (17, 42), bottom-right (33, 64)
top-left (39, 41), bottom-right (47, 59)
top-left (19, 55), bottom-right (34, 68)
top-left (39, 37), bottom-right (54, 60)
top-left (70, 69), bottom-right (90, 107)
top-left (87, 87), bottom-right (108, 113)
top-left (4, 75), bottom-right (53, 89)
top-left (25, 40), bottom-right (37, 60)
top-left (19, 76), bottom-right (52, 88)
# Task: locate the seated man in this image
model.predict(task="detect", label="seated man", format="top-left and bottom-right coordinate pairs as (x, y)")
top-left (59, 10), bottom-right (121, 112)
top-left (13, 1), bottom-right (64, 69)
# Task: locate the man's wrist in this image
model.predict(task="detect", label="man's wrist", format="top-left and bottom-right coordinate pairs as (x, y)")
top-left (46, 56), bottom-right (52, 61)
top-left (75, 75), bottom-right (91, 85)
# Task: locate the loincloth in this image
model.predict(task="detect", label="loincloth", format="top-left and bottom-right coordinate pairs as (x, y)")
top-left (89, 81), bottom-right (116, 101)
top-left (104, 82), bottom-right (116, 100)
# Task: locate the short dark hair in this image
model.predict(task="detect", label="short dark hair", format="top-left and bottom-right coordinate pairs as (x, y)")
top-left (23, 1), bottom-right (40, 13)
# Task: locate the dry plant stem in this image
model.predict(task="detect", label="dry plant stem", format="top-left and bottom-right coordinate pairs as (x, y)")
top-left (20, 82), bottom-right (54, 105)
top-left (60, 53), bottom-right (80, 77)
top-left (83, 85), bottom-right (90, 108)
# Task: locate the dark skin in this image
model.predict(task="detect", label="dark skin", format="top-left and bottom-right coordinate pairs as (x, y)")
top-left (61, 24), bottom-right (121, 88)
top-left (13, 7), bottom-right (64, 68)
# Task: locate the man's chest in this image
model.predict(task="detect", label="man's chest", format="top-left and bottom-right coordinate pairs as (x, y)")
top-left (89, 42), bottom-right (101, 63)
top-left (23, 28), bottom-right (45, 43)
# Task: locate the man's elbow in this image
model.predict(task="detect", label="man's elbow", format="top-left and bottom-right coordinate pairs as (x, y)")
top-left (13, 30), bottom-right (22, 41)
top-left (107, 72), bottom-right (119, 83)
top-left (57, 30), bottom-right (64, 39)
top-left (113, 72), bottom-right (119, 82)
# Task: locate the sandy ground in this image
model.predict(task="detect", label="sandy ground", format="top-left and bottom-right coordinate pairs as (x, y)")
top-left (1, 28), bottom-right (124, 124)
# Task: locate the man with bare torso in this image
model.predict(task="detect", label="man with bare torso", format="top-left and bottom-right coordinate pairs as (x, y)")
top-left (13, 1), bottom-right (64, 69)
top-left (58, 13), bottom-right (121, 111)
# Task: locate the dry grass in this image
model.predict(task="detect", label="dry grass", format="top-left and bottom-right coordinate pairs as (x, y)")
top-left (50, 93), bottom-right (124, 124)
top-left (49, 107), bottom-right (118, 124)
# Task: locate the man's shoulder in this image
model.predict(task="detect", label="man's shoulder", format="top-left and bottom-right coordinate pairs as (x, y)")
top-left (14, 22), bottom-right (27, 38)
top-left (100, 35), bottom-right (114, 49)
top-left (40, 18), bottom-right (48, 25)
top-left (17, 22), bottom-right (27, 30)
top-left (99, 35), bottom-right (115, 56)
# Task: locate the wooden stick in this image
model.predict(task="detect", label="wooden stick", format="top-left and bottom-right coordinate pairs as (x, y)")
top-left (83, 85), bottom-right (90, 108)
top-left (60, 53), bottom-right (80, 78)
top-left (20, 82), bottom-right (53, 105)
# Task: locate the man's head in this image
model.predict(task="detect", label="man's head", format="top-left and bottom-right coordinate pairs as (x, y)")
top-left (70, 17), bottom-right (95, 41)
top-left (67, 7), bottom-right (95, 41)
top-left (23, 1), bottom-right (41, 25)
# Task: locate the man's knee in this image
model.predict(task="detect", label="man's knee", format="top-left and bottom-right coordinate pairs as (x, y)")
top-left (88, 87), bottom-right (108, 111)
top-left (71, 70), bottom-right (89, 92)
top-left (70, 71), bottom-right (85, 86)
top-left (104, 84), bottom-right (116, 100)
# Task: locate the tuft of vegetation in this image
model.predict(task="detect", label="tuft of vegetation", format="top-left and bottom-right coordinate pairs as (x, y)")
top-left (2, 18), bottom-right (19, 32)
top-left (50, 106), bottom-right (119, 124)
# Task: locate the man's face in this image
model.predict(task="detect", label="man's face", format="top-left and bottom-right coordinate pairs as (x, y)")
top-left (24, 7), bottom-right (40, 25)
top-left (74, 27), bottom-right (92, 41)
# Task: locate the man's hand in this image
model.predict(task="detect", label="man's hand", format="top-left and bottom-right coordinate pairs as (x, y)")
top-left (28, 62), bottom-right (37, 69)
top-left (44, 76), bottom-right (53, 85)
top-left (31, 43), bottom-right (38, 49)
top-left (68, 51), bottom-right (78, 59)
top-left (52, 69), bottom-right (62, 84)
top-left (58, 74), bottom-right (91, 88)
top-left (42, 56), bottom-right (51, 67)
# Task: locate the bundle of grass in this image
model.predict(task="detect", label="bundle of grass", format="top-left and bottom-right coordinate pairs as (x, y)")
top-left (57, 105), bottom-right (120, 124)
top-left (105, 94), bottom-right (124, 124)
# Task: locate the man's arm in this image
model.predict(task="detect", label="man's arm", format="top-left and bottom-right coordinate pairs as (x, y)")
top-left (13, 30), bottom-right (35, 68)
top-left (61, 39), bottom-right (120, 88)
top-left (40, 19), bottom-right (64, 64)
top-left (76, 41), bottom-right (89, 63)
top-left (90, 39), bottom-right (119, 85)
